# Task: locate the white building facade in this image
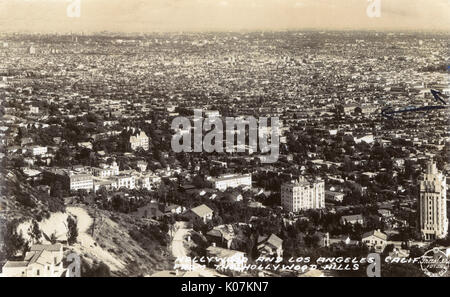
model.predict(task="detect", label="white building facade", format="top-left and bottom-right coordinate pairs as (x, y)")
top-left (69, 173), bottom-right (94, 192)
top-left (420, 161), bottom-right (448, 241)
top-left (281, 177), bottom-right (325, 212)
top-left (92, 162), bottom-right (120, 178)
top-left (130, 131), bottom-right (149, 151)
top-left (212, 174), bottom-right (252, 191)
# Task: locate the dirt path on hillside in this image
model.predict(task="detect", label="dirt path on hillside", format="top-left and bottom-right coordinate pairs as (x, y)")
top-left (17, 207), bottom-right (125, 272)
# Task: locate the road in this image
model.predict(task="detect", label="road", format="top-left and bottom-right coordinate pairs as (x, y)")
top-left (170, 222), bottom-right (224, 277)
top-left (171, 222), bottom-right (191, 260)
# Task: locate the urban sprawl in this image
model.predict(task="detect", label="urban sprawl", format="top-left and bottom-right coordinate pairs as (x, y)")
top-left (0, 31), bottom-right (449, 277)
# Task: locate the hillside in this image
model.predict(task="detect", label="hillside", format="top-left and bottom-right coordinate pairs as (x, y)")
top-left (0, 170), bottom-right (174, 276)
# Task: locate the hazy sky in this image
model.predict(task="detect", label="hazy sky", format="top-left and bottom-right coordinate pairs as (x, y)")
top-left (0, 0), bottom-right (449, 32)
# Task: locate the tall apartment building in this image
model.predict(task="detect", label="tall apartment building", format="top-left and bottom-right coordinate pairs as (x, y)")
top-left (281, 177), bottom-right (325, 212)
top-left (212, 174), bottom-right (252, 191)
top-left (129, 131), bottom-right (149, 151)
top-left (419, 161), bottom-right (448, 241)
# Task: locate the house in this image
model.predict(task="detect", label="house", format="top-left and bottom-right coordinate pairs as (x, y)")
top-left (325, 191), bottom-right (344, 203)
top-left (207, 229), bottom-right (229, 248)
top-left (1, 244), bottom-right (64, 277)
top-left (185, 204), bottom-right (214, 223)
top-left (340, 214), bottom-right (364, 225)
top-left (206, 226), bottom-right (235, 249)
top-left (257, 234), bottom-right (283, 258)
top-left (362, 230), bottom-right (388, 253)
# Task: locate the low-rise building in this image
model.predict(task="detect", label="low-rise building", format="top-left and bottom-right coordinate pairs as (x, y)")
top-left (362, 229), bottom-right (388, 253)
top-left (257, 234), bottom-right (283, 258)
top-left (340, 214), bottom-right (364, 225)
top-left (186, 204), bottom-right (214, 223)
top-left (212, 174), bottom-right (252, 191)
top-left (1, 244), bottom-right (64, 277)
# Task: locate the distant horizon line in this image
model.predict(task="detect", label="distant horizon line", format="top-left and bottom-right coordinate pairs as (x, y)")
top-left (1, 28), bottom-right (449, 36)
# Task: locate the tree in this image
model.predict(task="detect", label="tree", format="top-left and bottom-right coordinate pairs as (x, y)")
top-left (67, 215), bottom-right (78, 245)
top-left (193, 175), bottom-right (208, 188)
top-left (49, 232), bottom-right (58, 244)
top-left (1, 219), bottom-right (25, 259)
top-left (28, 220), bottom-right (42, 245)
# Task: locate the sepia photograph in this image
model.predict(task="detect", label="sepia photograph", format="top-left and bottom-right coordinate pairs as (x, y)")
top-left (0, 0), bottom-right (449, 288)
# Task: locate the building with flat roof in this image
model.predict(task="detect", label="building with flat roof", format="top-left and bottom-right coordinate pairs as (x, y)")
top-left (212, 173), bottom-right (252, 191)
top-left (281, 177), bottom-right (325, 212)
top-left (45, 168), bottom-right (93, 192)
top-left (92, 162), bottom-right (119, 178)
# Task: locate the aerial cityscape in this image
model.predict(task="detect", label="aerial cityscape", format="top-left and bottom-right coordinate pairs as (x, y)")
top-left (0, 0), bottom-right (449, 282)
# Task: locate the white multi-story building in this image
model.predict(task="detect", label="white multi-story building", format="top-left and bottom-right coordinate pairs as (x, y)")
top-left (92, 162), bottom-right (119, 178)
top-left (69, 173), bottom-right (94, 192)
top-left (212, 174), bottom-right (252, 191)
top-left (111, 174), bottom-right (135, 190)
top-left (134, 172), bottom-right (161, 191)
top-left (420, 161), bottom-right (448, 241)
top-left (281, 177), bottom-right (325, 212)
top-left (129, 131), bottom-right (149, 151)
